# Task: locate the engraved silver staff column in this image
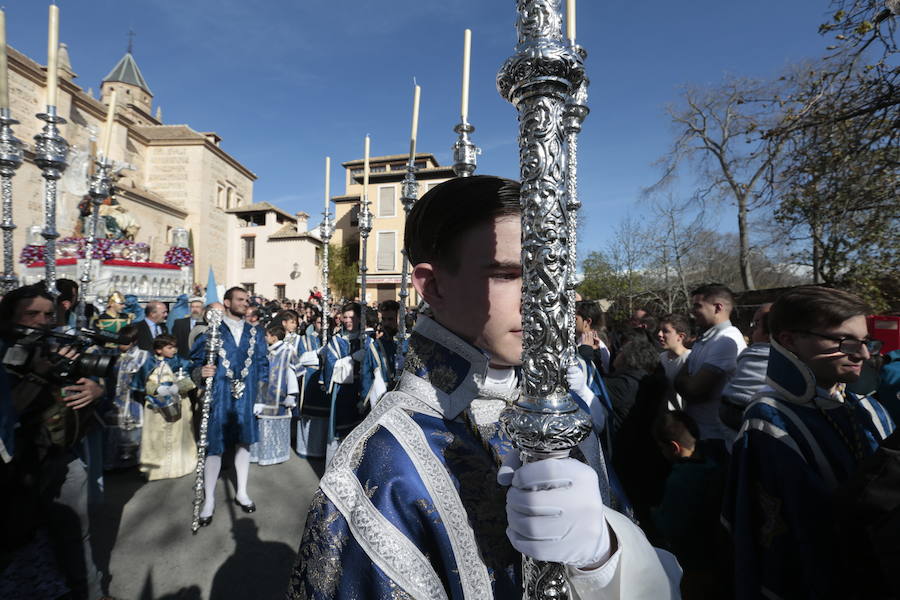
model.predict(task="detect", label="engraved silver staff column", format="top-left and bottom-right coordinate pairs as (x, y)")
top-left (319, 209), bottom-right (334, 344)
top-left (358, 193), bottom-right (372, 333)
top-left (33, 106), bottom-right (70, 296)
top-left (76, 157), bottom-right (112, 329)
top-left (395, 161), bottom-right (418, 378)
top-left (451, 120), bottom-right (481, 177)
top-left (193, 308), bottom-right (224, 534)
top-left (563, 53), bottom-right (589, 365)
top-left (497, 1), bottom-right (591, 598)
top-left (0, 109), bottom-right (23, 293)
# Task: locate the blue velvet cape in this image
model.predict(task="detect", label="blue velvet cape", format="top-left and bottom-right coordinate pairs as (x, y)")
top-left (190, 321), bottom-right (269, 455)
top-left (322, 332), bottom-right (389, 439)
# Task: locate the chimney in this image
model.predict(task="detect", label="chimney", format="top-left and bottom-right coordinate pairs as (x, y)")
top-left (295, 212), bottom-right (309, 233)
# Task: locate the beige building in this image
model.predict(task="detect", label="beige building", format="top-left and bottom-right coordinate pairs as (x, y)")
top-left (226, 203), bottom-right (323, 301)
top-left (6, 42), bottom-right (255, 284)
top-left (332, 153), bottom-right (454, 305)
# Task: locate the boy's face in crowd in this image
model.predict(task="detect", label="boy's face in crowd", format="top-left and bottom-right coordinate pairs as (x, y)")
top-left (158, 344), bottom-right (177, 359)
top-left (778, 314), bottom-right (870, 387)
top-left (284, 318), bottom-right (298, 333)
top-left (419, 215), bottom-right (523, 367)
top-left (265, 332), bottom-right (278, 346)
top-left (342, 310), bottom-right (357, 332)
top-left (657, 322), bottom-right (684, 351)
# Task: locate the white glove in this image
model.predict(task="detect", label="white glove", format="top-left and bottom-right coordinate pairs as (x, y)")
top-left (253, 403), bottom-right (266, 416)
top-left (299, 350), bottom-right (320, 368)
top-left (332, 356), bottom-right (354, 384)
top-left (366, 370), bottom-right (387, 406)
top-left (566, 363), bottom-right (594, 404)
top-left (282, 395), bottom-right (297, 409)
top-left (504, 457), bottom-right (611, 569)
top-left (351, 348), bottom-right (367, 362)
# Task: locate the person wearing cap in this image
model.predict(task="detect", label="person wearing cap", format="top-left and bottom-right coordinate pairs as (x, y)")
top-left (94, 291), bottom-right (133, 337)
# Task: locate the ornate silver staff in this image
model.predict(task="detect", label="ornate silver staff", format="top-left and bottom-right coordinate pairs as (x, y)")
top-left (34, 105), bottom-right (69, 296)
top-left (0, 108), bottom-right (23, 293)
top-left (396, 83), bottom-right (421, 378)
top-left (497, 1), bottom-right (591, 598)
top-left (453, 29), bottom-right (480, 177)
top-left (320, 157), bottom-right (334, 345)
top-left (192, 308), bottom-right (224, 534)
top-left (75, 157), bottom-right (112, 328)
top-left (358, 137), bottom-right (372, 334)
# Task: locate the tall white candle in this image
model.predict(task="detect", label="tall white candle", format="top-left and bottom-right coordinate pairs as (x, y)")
top-left (461, 29), bottom-right (471, 122)
top-left (324, 156), bottom-right (331, 212)
top-left (409, 84), bottom-right (421, 161)
top-left (566, 0), bottom-right (576, 44)
top-left (100, 89), bottom-right (117, 158)
top-left (363, 135), bottom-right (370, 200)
top-left (0, 10), bottom-right (9, 110)
top-left (46, 4), bottom-right (59, 107)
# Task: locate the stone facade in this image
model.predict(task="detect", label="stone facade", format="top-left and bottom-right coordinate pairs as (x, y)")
top-left (226, 204), bottom-right (323, 302)
top-left (332, 153), bottom-right (454, 305)
top-left (5, 43), bottom-right (255, 285)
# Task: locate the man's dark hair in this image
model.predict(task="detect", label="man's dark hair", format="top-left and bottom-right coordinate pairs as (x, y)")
top-left (152, 333), bottom-right (178, 352)
top-left (769, 286), bottom-right (871, 337)
top-left (576, 300), bottom-right (603, 331)
top-left (0, 283), bottom-right (55, 324)
top-left (638, 314), bottom-right (658, 332)
top-left (404, 175), bottom-right (521, 272)
top-left (118, 324), bottom-right (140, 345)
top-left (224, 286), bottom-right (246, 301)
top-left (341, 302), bottom-right (361, 317)
top-left (659, 313), bottom-right (691, 336)
top-left (653, 410), bottom-right (699, 448)
top-left (378, 300), bottom-right (400, 313)
top-left (145, 301), bottom-right (164, 317)
top-left (266, 324), bottom-right (286, 340)
top-left (56, 278), bottom-right (78, 304)
top-left (690, 283), bottom-right (736, 309)
top-left (617, 335), bottom-right (660, 373)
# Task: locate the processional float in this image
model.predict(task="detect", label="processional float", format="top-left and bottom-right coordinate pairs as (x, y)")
top-left (497, 0), bottom-right (592, 598)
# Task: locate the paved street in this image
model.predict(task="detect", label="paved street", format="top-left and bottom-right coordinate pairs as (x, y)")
top-left (92, 452), bottom-right (324, 600)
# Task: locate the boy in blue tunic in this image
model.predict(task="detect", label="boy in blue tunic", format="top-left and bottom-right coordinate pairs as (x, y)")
top-left (192, 286), bottom-right (269, 526)
top-left (723, 286), bottom-right (894, 599)
top-left (289, 176), bottom-right (680, 599)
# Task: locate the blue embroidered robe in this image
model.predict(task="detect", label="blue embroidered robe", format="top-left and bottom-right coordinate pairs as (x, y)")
top-left (296, 333), bottom-right (329, 419)
top-left (190, 322), bottom-right (269, 456)
top-left (321, 332), bottom-right (389, 439)
top-left (131, 354), bottom-right (194, 402)
top-left (722, 340), bottom-right (895, 599)
top-left (288, 316), bottom-right (676, 599)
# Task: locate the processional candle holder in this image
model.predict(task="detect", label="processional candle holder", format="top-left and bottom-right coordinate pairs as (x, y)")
top-left (357, 195), bottom-right (372, 333)
top-left (452, 120), bottom-right (480, 177)
top-left (496, 1), bottom-right (592, 598)
top-left (319, 211), bottom-right (334, 344)
top-left (0, 108), bottom-right (23, 293)
top-left (192, 308), bottom-right (224, 534)
top-left (33, 105), bottom-right (69, 296)
top-left (75, 156), bottom-right (112, 328)
top-left (395, 161), bottom-right (418, 378)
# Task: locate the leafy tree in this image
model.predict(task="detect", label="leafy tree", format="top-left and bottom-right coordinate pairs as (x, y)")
top-left (328, 243), bottom-right (358, 300)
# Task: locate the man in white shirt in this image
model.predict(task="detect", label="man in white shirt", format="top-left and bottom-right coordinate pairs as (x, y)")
top-left (675, 284), bottom-right (746, 442)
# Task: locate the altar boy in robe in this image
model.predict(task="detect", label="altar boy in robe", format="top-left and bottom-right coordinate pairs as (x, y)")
top-left (289, 176), bottom-right (680, 599)
top-left (192, 286), bottom-right (268, 526)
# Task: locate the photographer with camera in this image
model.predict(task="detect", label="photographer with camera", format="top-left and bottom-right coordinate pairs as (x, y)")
top-left (0, 283), bottom-right (107, 599)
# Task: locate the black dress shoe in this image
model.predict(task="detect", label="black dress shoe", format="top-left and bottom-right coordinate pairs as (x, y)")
top-left (198, 515), bottom-right (213, 527)
top-left (234, 498), bottom-right (256, 513)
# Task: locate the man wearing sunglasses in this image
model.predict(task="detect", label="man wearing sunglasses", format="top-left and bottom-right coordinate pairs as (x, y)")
top-left (722, 286), bottom-right (893, 599)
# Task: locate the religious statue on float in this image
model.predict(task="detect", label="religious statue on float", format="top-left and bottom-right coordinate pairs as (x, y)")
top-left (75, 194), bottom-right (140, 241)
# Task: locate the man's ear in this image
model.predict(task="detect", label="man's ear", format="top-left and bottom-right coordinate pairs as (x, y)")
top-left (775, 330), bottom-right (796, 352)
top-left (412, 263), bottom-right (443, 310)
top-left (669, 441), bottom-right (681, 456)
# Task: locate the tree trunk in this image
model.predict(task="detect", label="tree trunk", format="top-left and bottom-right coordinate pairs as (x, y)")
top-left (737, 194), bottom-right (755, 290)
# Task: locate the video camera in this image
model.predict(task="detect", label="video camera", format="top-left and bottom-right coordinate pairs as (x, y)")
top-left (1, 324), bottom-right (125, 385)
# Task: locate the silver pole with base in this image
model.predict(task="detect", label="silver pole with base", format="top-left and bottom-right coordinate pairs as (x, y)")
top-left (33, 105), bottom-right (70, 296)
top-left (192, 308), bottom-right (224, 534)
top-left (497, 1), bottom-right (592, 598)
top-left (0, 109), bottom-right (23, 293)
top-left (76, 157), bottom-right (112, 329)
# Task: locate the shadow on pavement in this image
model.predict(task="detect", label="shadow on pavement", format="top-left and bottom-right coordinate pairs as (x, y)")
top-left (91, 467), bottom-right (145, 594)
top-left (210, 518), bottom-right (295, 599)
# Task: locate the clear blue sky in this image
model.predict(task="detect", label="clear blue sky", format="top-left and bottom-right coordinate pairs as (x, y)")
top-left (5, 0), bottom-right (833, 258)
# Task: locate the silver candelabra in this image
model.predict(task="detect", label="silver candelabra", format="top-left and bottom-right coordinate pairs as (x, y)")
top-left (451, 120), bottom-right (480, 177)
top-left (33, 105), bottom-right (70, 296)
top-left (192, 308), bottom-right (224, 534)
top-left (358, 192), bottom-right (372, 333)
top-left (319, 209), bottom-right (334, 344)
top-left (497, 1), bottom-right (591, 598)
top-left (76, 157), bottom-right (113, 328)
top-left (0, 108), bottom-right (23, 293)
top-left (395, 159), bottom-right (418, 378)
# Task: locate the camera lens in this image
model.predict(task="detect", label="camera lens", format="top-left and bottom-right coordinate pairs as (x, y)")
top-left (75, 353), bottom-right (117, 379)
